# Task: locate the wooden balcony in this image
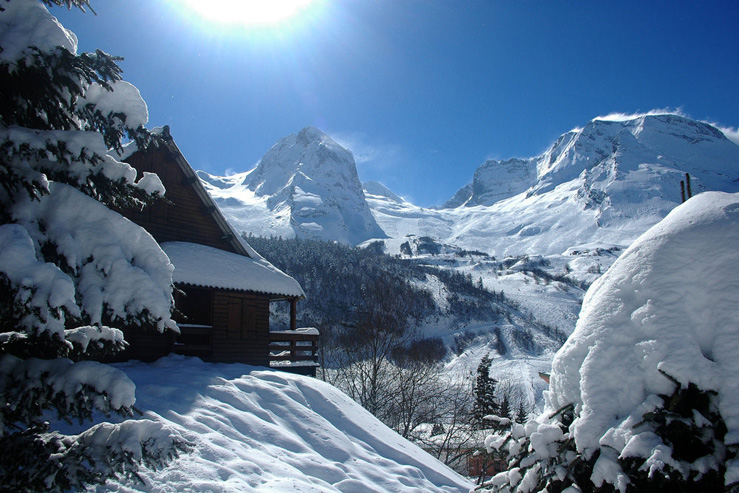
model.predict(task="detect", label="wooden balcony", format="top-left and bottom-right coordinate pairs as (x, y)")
top-left (269, 327), bottom-right (319, 376)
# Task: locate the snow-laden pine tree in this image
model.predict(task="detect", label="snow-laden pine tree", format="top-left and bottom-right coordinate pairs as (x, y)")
top-left (0, 0), bottom-right (186, 490)
top-left (479, 192), bottom-right (739, 492)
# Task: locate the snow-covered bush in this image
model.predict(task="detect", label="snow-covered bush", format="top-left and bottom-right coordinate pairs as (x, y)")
top-left (0, 1), bottom-right (185, 490)
top-left (479, 192), bottom-right (739, 492)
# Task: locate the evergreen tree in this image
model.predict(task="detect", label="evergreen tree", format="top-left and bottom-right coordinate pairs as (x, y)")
top-left (498, 393), bottom-right (511, 421)
top-left (473, 354), bottom-right (498, 428)
top-left (0, 1), bottom-right (185, 490)
top-left (515, 399), bottom-right (528, 423)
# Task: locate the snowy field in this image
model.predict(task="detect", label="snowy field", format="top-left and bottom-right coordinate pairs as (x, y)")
top-left (69, 356), bottom-right (473, 492)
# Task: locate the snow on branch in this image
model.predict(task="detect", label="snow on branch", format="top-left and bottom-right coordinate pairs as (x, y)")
top-left (0, 223), bottom-right (78, 336)
top-left (0, 413), bottom-right (188, 491)
top-left (65, 325), bottom-right (125, 354)
top-left (1, 184), bottom-right (177, 338)
top-left (0, 354), bottom-right (136, 435)
top-left (0, 126), bottom-right (164, 208)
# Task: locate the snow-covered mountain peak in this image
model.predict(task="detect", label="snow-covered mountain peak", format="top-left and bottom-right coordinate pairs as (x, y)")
top-left (202, 127), bottom-right (385, 245)
top-left (372, 112), bottom-right (739, 257)
top-left (443, 113), bottom-right (739, 215)
top-left (363, 180), bottom-right (406, 204)
top-left (591, 112), bottom-right (728, 141)
top-left (541, 114), bottom-right (732, 171)
top-left (295, 125), bottom-right (332, 146)
top-left (204, 112), bottom-right (738, 258)
top-left (245, 126), bottom-right (357, 196)
top-left (531, 113), bottom-right (739, 198)
top-left (196, 170), bottom-right (249, 190)
top-left (443, 157), bottom-right (537, 208)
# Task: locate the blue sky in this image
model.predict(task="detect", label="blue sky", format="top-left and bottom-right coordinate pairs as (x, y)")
top-left (52, 1), bottom-right (739, 207)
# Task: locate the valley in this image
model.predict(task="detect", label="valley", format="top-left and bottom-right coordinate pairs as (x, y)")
top-left (197, 112), bottom-right (739, 411)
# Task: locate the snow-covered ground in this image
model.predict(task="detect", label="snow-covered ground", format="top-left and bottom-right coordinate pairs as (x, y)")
top-left (72, 356), bottom-right (472, 492)
top-left (14, 1), bottom-right (739, 490)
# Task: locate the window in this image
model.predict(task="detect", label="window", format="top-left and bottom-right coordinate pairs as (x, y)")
top-left (175, 286), bottom-right (212, 327)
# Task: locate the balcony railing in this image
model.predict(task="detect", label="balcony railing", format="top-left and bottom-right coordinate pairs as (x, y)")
top-left (269, 327), bottom-right (319, 375)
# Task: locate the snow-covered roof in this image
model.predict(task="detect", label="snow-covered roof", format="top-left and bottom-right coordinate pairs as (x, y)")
top-left (161, 242), bottom-right (304, 298)
top-left (122, 127), bottom-right (266, 260)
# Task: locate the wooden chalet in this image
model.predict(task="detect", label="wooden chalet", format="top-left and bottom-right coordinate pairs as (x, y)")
top-left (117, 126), bottom-right (318, 374)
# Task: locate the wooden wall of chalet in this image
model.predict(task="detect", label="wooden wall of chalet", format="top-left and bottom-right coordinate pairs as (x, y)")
top-left (119, 143), bottom-right (277, 366)
top-left (212, 290), bottom-right (271, 365)
top-left (175, 285), bottom-right (271, 366)
top-left (123, 145), bottom-right (238, 254)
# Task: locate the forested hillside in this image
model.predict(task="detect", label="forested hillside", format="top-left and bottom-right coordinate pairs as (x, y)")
top-left (247, 235), bottom-right (515, 338)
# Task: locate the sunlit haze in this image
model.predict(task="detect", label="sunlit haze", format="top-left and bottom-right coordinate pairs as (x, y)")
top-left (179, 0), bottom-right (322, 27)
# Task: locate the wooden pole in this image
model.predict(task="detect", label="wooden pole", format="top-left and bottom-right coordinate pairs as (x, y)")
top-left (686, 173), bottom-right (692, 199)
top-left (290, 298), bottom-right (297, 331)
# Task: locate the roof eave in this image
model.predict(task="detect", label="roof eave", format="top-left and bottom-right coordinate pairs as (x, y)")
top-left (176, 281), bottom-right (304, 300)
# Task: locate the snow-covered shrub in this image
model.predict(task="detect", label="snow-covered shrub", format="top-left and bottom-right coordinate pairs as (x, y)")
top-left (482, 380), bottom-right (734, 492)
top-left (479, 192), bottom-right (739, 492)
top-left (0, 1), bottom-right (185, 490)
top-left (480, 406), bottom-right (584, 492)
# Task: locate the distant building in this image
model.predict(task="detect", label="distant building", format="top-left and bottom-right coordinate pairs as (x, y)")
top-left (467, 451), bottom-right (507, 480)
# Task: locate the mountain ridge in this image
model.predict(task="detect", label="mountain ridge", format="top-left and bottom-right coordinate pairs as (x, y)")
top-left (200, 113), bottom-right (739, 257)
top-left (445, 113), bottom-right (739, 209)
top-left (368, 112), bottom-right (739, 256)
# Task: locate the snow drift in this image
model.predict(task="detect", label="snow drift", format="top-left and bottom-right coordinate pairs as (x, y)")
top-left (547, 191), bottom-right (739, 446)
top-left (86, 356), bottom-right (472, 492)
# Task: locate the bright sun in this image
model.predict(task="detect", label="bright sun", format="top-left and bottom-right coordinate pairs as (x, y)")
top-left (180, 0), bottom-right (321, 27)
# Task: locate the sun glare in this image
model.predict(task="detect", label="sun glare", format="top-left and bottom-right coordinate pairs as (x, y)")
top-left (180, 0), bottom-right (321, 27)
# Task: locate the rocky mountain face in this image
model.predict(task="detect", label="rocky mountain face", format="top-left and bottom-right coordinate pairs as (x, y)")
top-left (442, 158), bottom-right (535, 208)
top-left (370, 113), bottom-right (739, 257)
top-left (199, 126), bottom-right (385, 245)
